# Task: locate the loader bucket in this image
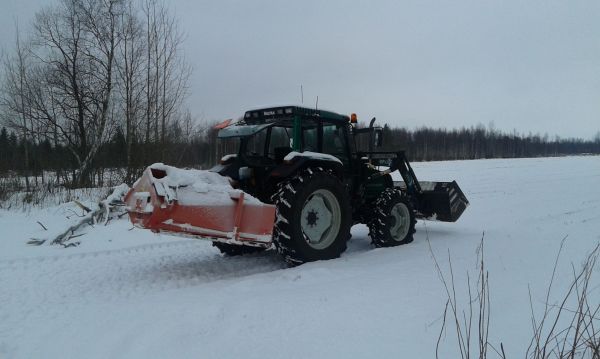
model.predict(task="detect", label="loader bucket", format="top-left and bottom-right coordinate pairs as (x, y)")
top-left (414, 181), bottom-right (469, 222)
top-left (124, 164), bottom-right (276, 247)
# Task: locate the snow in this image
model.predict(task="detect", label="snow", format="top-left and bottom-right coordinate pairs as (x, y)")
top-left (149, 162), bottom-right (232, 189)
top-left (220, 154), bottom-right (237, 162)
top-left (146, 163), bottom-right (262, 206)
top-left (102, 183), bottom-right (130, 205)
top-left (1, 156), bottom-right (599, 358)
top-left (284, 151), bottom-right (343, 164)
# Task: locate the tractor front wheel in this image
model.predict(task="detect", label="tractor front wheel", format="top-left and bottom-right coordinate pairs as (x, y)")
top-left (272, 167), bottom-right (351, 265)
top-left (368, 188), bottom-right (416, 247)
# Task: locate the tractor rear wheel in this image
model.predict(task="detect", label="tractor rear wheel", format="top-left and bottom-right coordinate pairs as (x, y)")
top-left (368, 188), bottom-right (416, 247)
top-left (272, 167), bottom-right (351, 265)
top-left (212, 242), bottom-right (266, 256)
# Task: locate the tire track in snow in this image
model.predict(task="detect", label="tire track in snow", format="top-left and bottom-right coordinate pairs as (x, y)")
top-left (0, 228), bottom-right (377, 345)
top-left (0, 239), bottom-right (209, 267)
top-left (0, 239), bottom-right (286, 343)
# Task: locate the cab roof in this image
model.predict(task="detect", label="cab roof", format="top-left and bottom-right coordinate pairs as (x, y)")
top-left (243, 106), bottom-right (350, 124)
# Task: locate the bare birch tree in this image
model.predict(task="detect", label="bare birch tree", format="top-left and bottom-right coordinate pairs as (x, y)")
top-left (116, 0), bottom-right (145, 182)
top-left (142, 0), bottom-right (191, 161)
top-left (1, 0), bottom-right (192, 186)
top-left (18, 0), bottom-right (123, 186)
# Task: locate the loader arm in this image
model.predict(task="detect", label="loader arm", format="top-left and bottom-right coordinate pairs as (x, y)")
top-left (358, 151), bottom-right (469, 222)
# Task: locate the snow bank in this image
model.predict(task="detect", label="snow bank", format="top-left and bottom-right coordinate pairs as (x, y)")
top-left (0, 183), bottom-right (131, 254)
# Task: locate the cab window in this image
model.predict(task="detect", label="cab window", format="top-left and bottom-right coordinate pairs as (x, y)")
top-left (268, 126), bottom-right (291, 156)
top-left (302, 127), bottom-right (318, 152)
top-left (322, 123), bottom-right (349, 163)
top-left (245, 129), bottom-right (267, 155)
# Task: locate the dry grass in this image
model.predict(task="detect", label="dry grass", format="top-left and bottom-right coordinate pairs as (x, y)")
top-left (0, 169), bottom-right (123, 210)
top-left (430, 233), bottom-right (599, 359)
top-left (526, 240), bottom-right (600, 359)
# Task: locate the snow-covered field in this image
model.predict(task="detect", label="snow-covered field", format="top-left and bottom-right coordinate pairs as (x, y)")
top-left (1, 156), bottom-right (599, 358)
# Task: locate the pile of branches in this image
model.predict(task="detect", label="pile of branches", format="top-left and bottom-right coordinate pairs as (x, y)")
top-left (27, 184), bottom-right (130, 247)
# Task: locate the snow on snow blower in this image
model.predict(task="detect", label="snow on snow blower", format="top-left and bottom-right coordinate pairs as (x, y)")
top-left (126, 106), bottom-right (469, 264)
top-left (124, 164), bottom-right (276, 248)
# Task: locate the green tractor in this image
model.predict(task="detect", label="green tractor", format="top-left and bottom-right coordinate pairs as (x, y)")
top-left (210, 106), bottom-right (469, 264)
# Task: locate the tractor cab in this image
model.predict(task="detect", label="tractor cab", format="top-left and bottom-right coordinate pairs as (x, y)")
top-left (213, 106), bottom-right (361, 201)
top-left (217, 106), bottom-right (355, 162)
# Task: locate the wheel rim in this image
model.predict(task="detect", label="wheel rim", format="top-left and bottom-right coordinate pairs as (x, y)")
top-left (301, 189), bottom-right (341, 250)
top-left (389, 202), bottom-right (410, 241)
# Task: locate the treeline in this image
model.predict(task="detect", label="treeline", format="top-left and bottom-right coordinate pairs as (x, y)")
top-left (1, 123), bottom-right (599, 187)
top-left (0, 0), bottom-right (191, 188)
top-left (380, 125), bottom-right (600, 161)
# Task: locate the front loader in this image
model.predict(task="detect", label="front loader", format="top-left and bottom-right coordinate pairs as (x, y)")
top-left (125, 106), bottom-right (469, 264)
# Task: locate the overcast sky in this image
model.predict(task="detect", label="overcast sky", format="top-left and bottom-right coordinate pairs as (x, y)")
top-left (1, 0), bottom-right (599, 139)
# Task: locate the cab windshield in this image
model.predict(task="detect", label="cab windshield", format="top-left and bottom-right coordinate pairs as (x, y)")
top-left (243, 125), bottom-right (292, 162)
top-left (230, 119), bottom-right (350, 164)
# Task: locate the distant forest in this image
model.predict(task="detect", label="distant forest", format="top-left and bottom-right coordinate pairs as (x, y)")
top-left (1, 123), bottom-right (599, 188)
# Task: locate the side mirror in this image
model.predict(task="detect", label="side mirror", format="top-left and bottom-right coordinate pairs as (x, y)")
top-left (374, 128), bottom-right (383, 148)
